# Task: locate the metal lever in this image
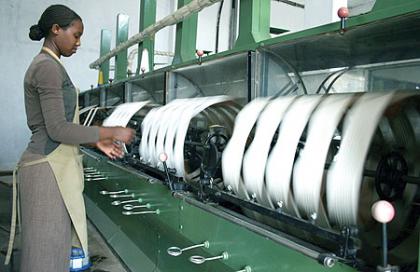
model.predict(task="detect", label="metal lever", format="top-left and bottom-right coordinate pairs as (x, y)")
top-left (189, 252), bottom-right (228, 265)
top-left (110, 193), bottom-right (136, 199)
top-left (111, 198), bottom-right (143, 206)
top-left (84, 169), bottom-right (100, 175)
top-left (123, 203), bottom-right (151, 210)
top-left (372, 201), bottom-right (399, 272)
top-left (167, 241), bottom-right (209, 257)
top-left (100, 189), bottom-right (128, 195)
top-left (122, 209), bottom-right (160, 216)
top-left (235, 266), bottom-right (252, 272)
top-left (85, 177), bottom-right (108, 181)
top-left (84, 174), bottom-right (103, 178)
top-left (159, 153), bottom-right (174, 191)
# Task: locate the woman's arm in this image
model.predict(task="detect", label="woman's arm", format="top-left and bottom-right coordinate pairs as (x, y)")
top-left (35, 59), bottom-right (134, 145)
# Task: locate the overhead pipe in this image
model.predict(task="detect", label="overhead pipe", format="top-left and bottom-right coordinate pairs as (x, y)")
top-left (89, 0), bottom-right (222, 69)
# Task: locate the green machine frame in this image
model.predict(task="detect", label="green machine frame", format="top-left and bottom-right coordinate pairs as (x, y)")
top-left (79, 1), bottom-right (420, 271)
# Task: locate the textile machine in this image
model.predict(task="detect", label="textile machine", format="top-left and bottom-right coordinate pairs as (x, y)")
top-left (79, 1), bottom-right (420, 271)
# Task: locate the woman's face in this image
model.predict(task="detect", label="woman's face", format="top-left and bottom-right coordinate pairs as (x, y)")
top-left (54, 19), bottom-right (84, 57)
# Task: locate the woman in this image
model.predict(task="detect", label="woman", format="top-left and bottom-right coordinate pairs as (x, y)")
top-left (5, 5), bottom-right (135, 271)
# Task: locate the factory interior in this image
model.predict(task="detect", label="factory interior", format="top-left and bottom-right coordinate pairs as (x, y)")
top-left (1, 0), bottom-right (420, 271)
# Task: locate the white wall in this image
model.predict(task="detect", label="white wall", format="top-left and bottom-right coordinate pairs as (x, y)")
top-left (271, 1), bottom-right (305, 34)
top-left (154, 0), bottom-right (176, 69)
top-left (0, 0), bottom-right (141, 170)
top-left (197, 0), bottom-right (232, 53)
top-left (304, 0), bottom-right (347, 29)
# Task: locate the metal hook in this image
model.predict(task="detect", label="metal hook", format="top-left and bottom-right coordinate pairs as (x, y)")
top-left (122, 209), bottom-right (160, 216)
top-left (111, 198), bottom-right (143, 206)
top-left (189, 252), bottom-right (228, 265)
top-left (167, 241), bottom-right (209, 257)
top-left (123, 203), bottom-right (151, 210)
top-left (100, 189), bottom-right (128, 195)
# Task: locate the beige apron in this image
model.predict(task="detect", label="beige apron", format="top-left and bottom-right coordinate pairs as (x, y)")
top-left (5, 47), bottom-right (88, 264)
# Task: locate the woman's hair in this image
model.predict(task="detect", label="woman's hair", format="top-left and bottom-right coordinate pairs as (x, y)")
top-left (29, 5), bottom-right (82, 41)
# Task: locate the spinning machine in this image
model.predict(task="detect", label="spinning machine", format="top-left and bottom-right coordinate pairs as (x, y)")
top-left (79, 2), bottom-right (420, 271)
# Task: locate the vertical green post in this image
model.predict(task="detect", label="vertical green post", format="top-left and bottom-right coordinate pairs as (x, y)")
top-left (99, 29), bottom-right (111, 84)
top-left (115, 14), bottom-right (129, 81)
top-left (172, 0), bottom-right (198, 65)
top-left (137, 0), bottom-right (156, 74)
top-left (234, 0), bottom-right (271, 49)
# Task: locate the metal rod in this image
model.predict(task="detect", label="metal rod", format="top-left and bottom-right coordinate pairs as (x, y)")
top-left (200, 185), bottom-right (352, 247)
top-left (382, 223), bottom-right (388, 267)
top-left (325, 163), bottom-right (420, 185)
top-left (363, 169), bottom-right (420, 185)
top-left (272, 0), bottom-right (304, 9)
top-left (162, 161), bottom-right (174, 191)
top-left (122, 209), bottom-right (160, 215)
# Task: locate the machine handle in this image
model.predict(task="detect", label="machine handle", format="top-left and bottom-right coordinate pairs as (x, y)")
top-left (123, 203), bottom-right (151, 210)
top-left (86, 177), bottom-right (108, 181)
top-left (167, 241), bottom-right (209, 257)
top-left (111, 198), bottom-right (143, 206)
top-left (122, 209), bottom-right (160, 216)
top-left (84, 174), bottom-right (103, 178)
top-left (83, 167), bottom-right (97, 173)
top-left (109, 193), bottom-right (136, 199)
top-left (100, 189), bottom-right (128, 195)
top-left (189, 251), bottom-right (228, 265)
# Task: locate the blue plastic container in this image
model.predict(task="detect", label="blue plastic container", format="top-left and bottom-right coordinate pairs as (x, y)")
top-left (69, 247), bottom-right (91, 271)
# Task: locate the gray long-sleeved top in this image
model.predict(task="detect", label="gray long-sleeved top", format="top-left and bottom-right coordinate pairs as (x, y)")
top-left (24, 52), bottom-right (99, 155)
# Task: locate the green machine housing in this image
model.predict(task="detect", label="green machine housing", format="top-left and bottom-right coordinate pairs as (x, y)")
top-left (79, 1), bottom-right (420, 271)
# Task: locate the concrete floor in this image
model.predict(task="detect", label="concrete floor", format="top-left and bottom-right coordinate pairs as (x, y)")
top-left (0, 175), bottom-right (128, 272)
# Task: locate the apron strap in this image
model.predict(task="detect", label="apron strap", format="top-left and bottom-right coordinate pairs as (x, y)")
top-left (4, 168), bottom-right (18, 265)
top-left (4, 157), bottom-right (49, 265)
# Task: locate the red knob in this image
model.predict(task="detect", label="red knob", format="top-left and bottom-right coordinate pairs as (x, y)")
top-left (337, 7), bottom-right (349, 19)
top-left (196, 50), bottom-right (204, 57)
top-left (371, 200), bottom-right (395, 224)
top-left (159, 152), bottom-right (168, 162)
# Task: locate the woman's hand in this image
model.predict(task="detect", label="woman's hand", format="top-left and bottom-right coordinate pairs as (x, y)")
top-left (96, 140), bottom-right (124, 160)
top-left (113, 127), bottom-right (136, 144)
top-left (98, 127), bottom-right (136, 145)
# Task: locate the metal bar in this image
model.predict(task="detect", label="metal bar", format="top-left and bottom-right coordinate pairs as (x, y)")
top-left (234, 0), bottom-right (271, 49)
top-left (201, 186), bottom-right (354, 248)
top-left (382, 223), bottom-right (387, 267)
top-left (99, 29), bottom-right (112, 84)
top-left (272, 0), bottom-right (304, 9)
top-left (99, 88), bottom-right (106, 107)
top-left (124, 82), bottom-right (133, 102)
top-left (247, 51), bottom-right (252, 102)
top-left (115, 14), bottom-right (130, 80)
top-left (137, 0), bottom-right (156, 74)
top-left (228, 0), bottom-right (238, 50)
top-left (363, 169), bottom-right (420, 185)
top-left (89, 0), bottom-right (222, 69)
